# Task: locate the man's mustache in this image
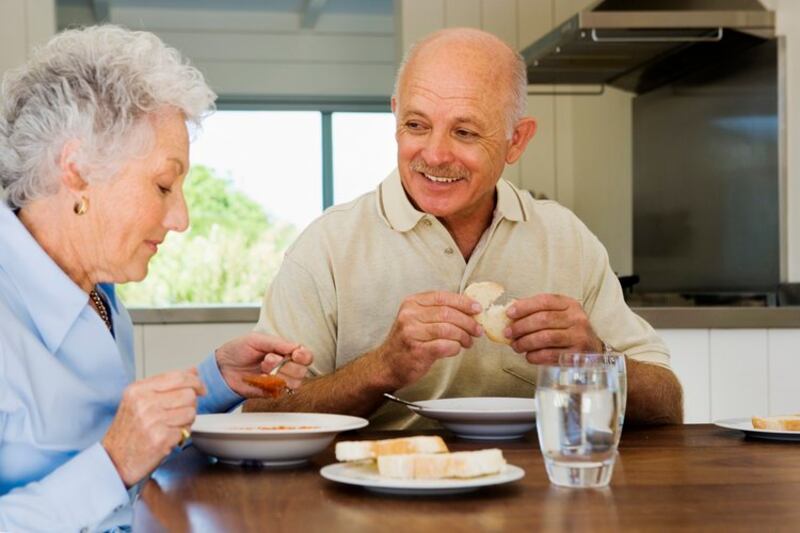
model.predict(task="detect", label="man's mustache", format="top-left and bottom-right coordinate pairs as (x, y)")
top-left (410, 160), bottom-right (469, 180)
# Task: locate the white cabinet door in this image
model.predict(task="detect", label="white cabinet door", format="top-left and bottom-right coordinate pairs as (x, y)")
top-left (767, 330), bottom-right (800, 415)
top-left (709, 330), bottom-right (769, 421)
top-left (142, 323), bottom-right (253, 377)
top-left (657, 329), bottom-right (710, 423)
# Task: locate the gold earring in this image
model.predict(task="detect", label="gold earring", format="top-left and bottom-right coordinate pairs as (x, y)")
top-left (73, 196), bottom-right (88, 215)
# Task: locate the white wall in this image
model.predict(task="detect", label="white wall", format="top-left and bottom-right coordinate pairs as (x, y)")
top-left (395, 0), bottom-right (635, 275)
top-left (0, 0), bottom-right (55, 83)
top-left (0, 0), bottom-right (55, 200)
top-left (110, 6), bottom-right (395, 99)
top-left (759, 1), bottom-right (800, 281)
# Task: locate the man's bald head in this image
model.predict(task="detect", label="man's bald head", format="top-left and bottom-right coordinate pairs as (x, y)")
top-left (392, 28), bottom-right (527, 136)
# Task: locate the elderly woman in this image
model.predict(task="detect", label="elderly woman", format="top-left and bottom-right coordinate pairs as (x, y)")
top-left (0, 26), bottom-right (312, 531)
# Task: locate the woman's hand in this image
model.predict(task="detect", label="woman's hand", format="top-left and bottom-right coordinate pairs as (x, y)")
top-left (215, 332), bottom-right (314, 397)
top-left (102, 369), bottom-right (206, 487)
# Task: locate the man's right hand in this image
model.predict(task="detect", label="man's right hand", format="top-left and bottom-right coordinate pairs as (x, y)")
top-left (375, 291), bottom-right (483, 389)
top-left (102, 369), bottom-right (206, 487)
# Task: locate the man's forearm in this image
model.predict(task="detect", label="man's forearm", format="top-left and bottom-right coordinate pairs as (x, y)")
top-left (624, 358), bottom-right (684, 425)
top-left (243, 349), bottom-right (397, 417)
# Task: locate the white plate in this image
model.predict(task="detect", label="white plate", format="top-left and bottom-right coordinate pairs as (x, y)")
top-left (406, 397), bottom-right (536, 440)
top-left (191, 413), bottom-right (368, 466)
top-left (320, 461), bottom-right (525, 495)
top-left (714, 417), bottom-right (800, 441)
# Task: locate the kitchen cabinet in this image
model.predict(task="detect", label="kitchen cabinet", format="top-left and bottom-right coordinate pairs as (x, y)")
top-left (767, 329), bottom-right (800, 414)
top-left (658, 329), bottom-right (710, 424)
top-left (709, 330), bottom-right (769, 421)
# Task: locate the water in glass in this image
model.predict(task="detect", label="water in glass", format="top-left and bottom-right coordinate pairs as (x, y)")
top-left (536, 361), bottom-right (622, 488)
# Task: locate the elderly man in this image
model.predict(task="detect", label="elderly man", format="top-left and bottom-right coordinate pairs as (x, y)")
top-left (246, 28), bottom-right (682, 428)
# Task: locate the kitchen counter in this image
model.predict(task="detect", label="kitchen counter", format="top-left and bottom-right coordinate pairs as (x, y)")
top-left (635, 307), bottom-right (800, 328)
top-left (129, 305), bottom-right (800, 329)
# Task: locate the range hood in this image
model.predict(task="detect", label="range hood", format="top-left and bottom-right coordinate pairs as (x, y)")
top-left (521, 0), bottom-right (775, 94)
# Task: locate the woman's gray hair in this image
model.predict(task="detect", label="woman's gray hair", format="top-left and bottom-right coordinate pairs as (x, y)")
top-left (0, 25), bottom-right (216, 208)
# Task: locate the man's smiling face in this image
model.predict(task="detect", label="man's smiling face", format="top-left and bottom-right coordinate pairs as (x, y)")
top-left (392, 37), bottom-right (515, 226)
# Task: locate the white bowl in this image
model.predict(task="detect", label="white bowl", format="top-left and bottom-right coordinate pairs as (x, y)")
top-left (191, 412), bottom-right (368, 466)
top-left (407, 397), bottom-right (536, 440)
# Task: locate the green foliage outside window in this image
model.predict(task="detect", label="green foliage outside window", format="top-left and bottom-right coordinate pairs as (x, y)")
top-left (117, 165), bottom-right (297, 306)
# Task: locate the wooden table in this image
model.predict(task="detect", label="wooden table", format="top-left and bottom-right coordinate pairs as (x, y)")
top-left (134, 425), bottom-right (800, 532)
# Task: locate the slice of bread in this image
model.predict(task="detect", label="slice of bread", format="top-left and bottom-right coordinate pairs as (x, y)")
top-left (335, 436), bottom-right (448, 462)
top-left (752, 415), bottom-right (800, 431)
top-left (465, 281), bottom-right (512, 345)
top-left (377, 449), bottom-right (506, 479)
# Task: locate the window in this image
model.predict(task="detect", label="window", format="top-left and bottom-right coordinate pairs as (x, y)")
top-left (332, 112), bottom-right (396, 205)
top-left (118, 108), bottom-right (396, 307)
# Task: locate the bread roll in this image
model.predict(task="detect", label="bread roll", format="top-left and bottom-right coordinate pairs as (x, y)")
top-left (335, 436), bottom-right (448, 462)
top-left (465, 281), bottom-right (512, 345)
top-left (751, 415), bottom-right (800, 431)
top-left (377, 449), bottom-right (506, 479)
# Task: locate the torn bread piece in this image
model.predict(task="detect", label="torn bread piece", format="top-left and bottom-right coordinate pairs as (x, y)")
top-left (335, 436), bottom-right (448, 462)
top-left (752, 415), bottom-right (800, 431)
top-left (465, 281), bottom-right (512, 345)
top-left (377, 448), bottom-right (506, 479)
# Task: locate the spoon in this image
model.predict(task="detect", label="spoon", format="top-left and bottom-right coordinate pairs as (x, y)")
top-left (383, 393), bottom-right (427, 411)
top-left (503, 367), bottom-right (536, 387)
top-left (268, 355), bottom-right (292, 376)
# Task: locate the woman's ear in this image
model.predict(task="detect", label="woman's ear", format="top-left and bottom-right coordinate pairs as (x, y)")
top-left (58, 140), bottom-right (88, 194)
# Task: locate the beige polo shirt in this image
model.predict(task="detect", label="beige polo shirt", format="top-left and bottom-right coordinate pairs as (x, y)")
top-left (256, 170), bottom-right (670, 429)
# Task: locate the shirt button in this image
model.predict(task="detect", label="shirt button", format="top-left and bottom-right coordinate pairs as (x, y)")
top-left (423, 218), bottom-right (432, 227)
top-left (444, 247), bottom-right (454, 255)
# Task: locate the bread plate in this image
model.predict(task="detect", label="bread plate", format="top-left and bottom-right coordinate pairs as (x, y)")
top-left (714, 417), bottom-right (800, 442)
top-left (405, 397), bottom-right (536, 440)
top-left (320, 461), bottom-right (525, 495)
top-left (191, 413), bottom-right (368, 466)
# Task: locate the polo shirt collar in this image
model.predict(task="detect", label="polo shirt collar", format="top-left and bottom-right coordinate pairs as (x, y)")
top-left (0, 203), bottom-right (89, 353)
top-left (496, 178), bottom-right (529, 223)
top-left (377, 169), bottom-right (529, 232)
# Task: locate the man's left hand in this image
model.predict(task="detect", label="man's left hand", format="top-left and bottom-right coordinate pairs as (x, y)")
top-left (505, 294), bottom-right (603, 364)
top-left (215, 332), bottom-right (314, 397)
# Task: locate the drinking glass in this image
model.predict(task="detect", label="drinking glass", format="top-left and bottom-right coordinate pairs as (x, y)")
top-left (536, 356), bottom-right (622, 488)
top-left (560, 352), bottom-right (627, 431)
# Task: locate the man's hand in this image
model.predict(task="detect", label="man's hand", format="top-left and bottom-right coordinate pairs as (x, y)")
top-left (376, 291), bottom-right (483, 389)
top-left (505, 294), bottom-right (603, 364)
top-left (215, 332), bottom-right (313, 396)
top-left (102, 369), bottom-right (206, 487)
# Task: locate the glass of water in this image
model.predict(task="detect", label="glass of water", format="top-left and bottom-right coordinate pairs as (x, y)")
top-left (536, 356), bottom-right (622, 488)
top-left (560, 352), bottom-right (627, 432)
